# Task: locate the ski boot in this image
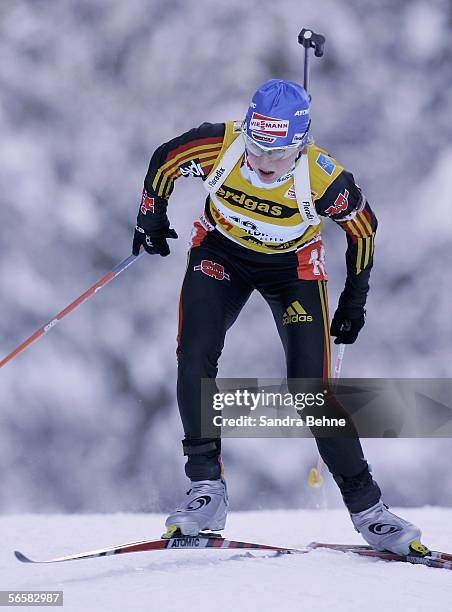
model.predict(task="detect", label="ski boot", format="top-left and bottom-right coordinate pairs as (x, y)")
top-left (164, 479), bottom-right (228, 537)
top-left (351, 500), bottom-right (426, 556)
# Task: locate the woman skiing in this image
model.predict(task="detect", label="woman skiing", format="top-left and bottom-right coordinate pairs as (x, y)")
top-left (132, 79), bottom-right (424, 556)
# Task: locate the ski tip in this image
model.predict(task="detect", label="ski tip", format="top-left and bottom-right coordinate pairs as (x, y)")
top-left (14, 551), bottom-right (33, 563)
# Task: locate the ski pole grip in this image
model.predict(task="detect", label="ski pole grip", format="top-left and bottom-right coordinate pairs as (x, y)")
top-left (298, 29), bottom-right (326, 57)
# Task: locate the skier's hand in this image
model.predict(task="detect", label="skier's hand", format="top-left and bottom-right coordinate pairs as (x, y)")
top-left (132, 225), bottom-right (178, 257)
top-left (132, 188), bottom-right (178, 257)
top-left (330, 309), bottom-right (365, 344)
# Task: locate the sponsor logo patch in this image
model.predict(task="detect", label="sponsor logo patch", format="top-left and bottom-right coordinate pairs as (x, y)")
top-left (283, 301), bottom-right (313, 325)
top-left (180, 158), bottom-right (205, 178)
top-left (294, 109), bottom-right (309, 116)
top-left (199, 212), bottom-right (215, 232)
top-left (296, 237), bottom-right (327, 280)
top-left (217, 185), bottom-right (297, 219)
top-left (302, 201), bottom-right (316, 221)
top-left (230, 216), bottom-right (258, 232)
top-left (325, 189), bottom-right (349, 216)
top-left (140, 189), bottom-right (155, 215)
top-left (276, 171), bottom-right (293, 184)
top-left (284, 186), bottom-right (297, 199)
top-left (249, 112), bottom-right (289, 137)
top-left (227, 216), bottom-right (286, 243)
top-left (308, 246), bottom-right (327, 278)
top-left (316, 153), bottom-right (335, 176)
top-left (292, 132), bottom-right (306, 144)
top-left (207, 166), bottom-right (226, 189)
top-left (44, 319), bottom-right (59, 333)
top-left (251, 132), bottom-right (277, 144)
top-left (186, 495), bottom-right (212, 511)
top-left (170, 537), bottom-right (201, 548)
top-left (240, 235), bottom-right (301, 251)
top-left (194, 260), bottom-right (230, 281)
top-left (210, 206), bottom-right (234, 231)
top-left (368, 523), bottom-right (402, 535)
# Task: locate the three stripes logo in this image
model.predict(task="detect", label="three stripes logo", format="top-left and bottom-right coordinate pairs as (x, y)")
top-left (282, 301), bottom-right (313, 325)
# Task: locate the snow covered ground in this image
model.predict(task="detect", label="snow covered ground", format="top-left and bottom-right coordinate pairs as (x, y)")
top-left (2, 508), bottom-right (452, 612)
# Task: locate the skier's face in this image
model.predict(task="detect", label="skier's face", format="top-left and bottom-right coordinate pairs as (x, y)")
top-left (246, 148), bottom-right (301, 183)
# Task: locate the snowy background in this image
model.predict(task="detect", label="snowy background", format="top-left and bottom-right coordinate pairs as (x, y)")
top-left (1, 0), bottom-right (452, 514)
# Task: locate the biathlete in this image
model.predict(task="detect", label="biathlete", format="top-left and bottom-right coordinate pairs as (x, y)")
top-left (132, 79), bottom-right (424, 556)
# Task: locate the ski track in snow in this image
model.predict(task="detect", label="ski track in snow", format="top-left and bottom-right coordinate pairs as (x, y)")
top-left (2, 509), bottom-right (452, 612)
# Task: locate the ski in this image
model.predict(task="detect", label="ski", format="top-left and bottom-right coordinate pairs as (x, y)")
top-left (14, 535), bottom-right (452, 570)
top-left (14, 532), bottom-right (301, 564)
top-left (308, 542), bottom-right (452, 570)
top-left (310, 542), bottom-right (452, 561)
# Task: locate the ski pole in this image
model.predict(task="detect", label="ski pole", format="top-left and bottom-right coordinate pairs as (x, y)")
top-left (297, 27), bottom-right (330, 487)
top-left (297, 27), bottom-right (330, 486)
top-left (308, 344), bottom-right (346, 488)
top-left (0, 252), bottom-right (145, 369)
top-left (333, 342), bottom-right (346, 380)
top-left (298, 28), bottom-right (326, 97)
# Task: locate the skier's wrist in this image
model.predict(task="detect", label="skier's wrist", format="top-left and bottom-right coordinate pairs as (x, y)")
top-left (336, 289), bottom-right (367, 319)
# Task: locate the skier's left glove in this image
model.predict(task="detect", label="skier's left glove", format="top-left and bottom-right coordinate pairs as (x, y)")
top-left (132, 189), bottom-right (178, 257)
top-left (330, 308), bottom-right (366, 345)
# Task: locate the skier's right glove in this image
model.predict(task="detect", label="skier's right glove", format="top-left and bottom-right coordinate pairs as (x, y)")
top-left (133, 225), bottom-right (178, 257)
top-left (132, 189), bottom-right (178, 257)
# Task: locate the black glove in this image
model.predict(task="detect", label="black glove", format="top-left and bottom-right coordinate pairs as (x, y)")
top-left (330, 308), bottom-right (366, 344)
top-left (132, 224), bottom-right (178, 257)
top-left (132, 189), bottom-right (178, 257)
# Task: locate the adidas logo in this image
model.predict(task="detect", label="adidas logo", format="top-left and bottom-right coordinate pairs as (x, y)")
top-left (282, 301), bottom-right (313, 325)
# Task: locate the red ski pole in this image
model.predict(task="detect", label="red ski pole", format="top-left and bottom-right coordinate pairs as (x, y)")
top-left (0, 252), bottom-right (144, 369)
